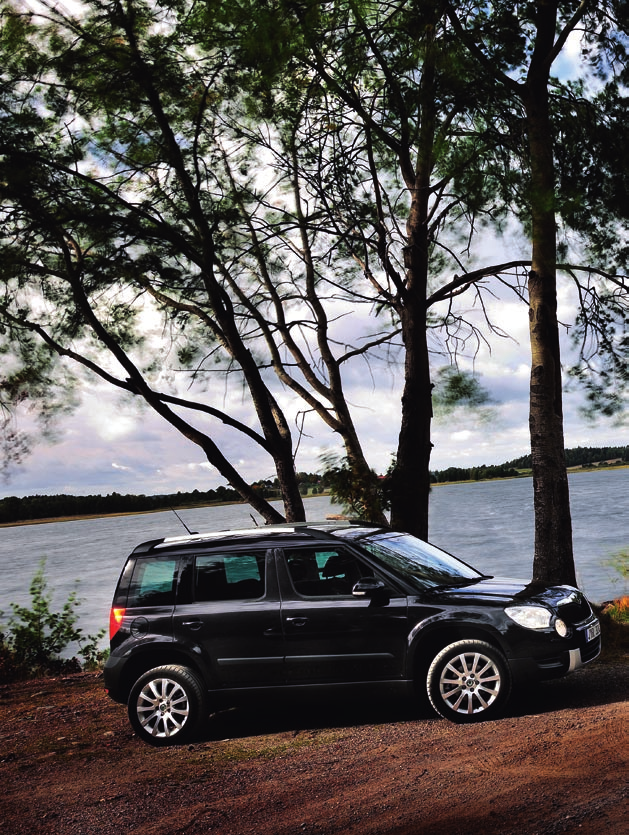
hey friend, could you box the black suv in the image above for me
[104,522,601,745]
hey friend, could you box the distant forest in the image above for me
[0,486,242,526]
[1,446,627,525]
[0,475,325,525]
[430,445,629,484]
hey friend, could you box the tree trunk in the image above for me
[273,450,306,522]
[389,298,433,540]
[523,1,576,586]
[389,23,437,541]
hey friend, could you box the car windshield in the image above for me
[337,528,484,592]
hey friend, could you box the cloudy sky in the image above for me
[2,31,625,502]
[1,274,625,501]
[0,26,629,497]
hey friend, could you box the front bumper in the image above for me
[509,614,602,682]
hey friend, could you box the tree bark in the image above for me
[389,295,433,540]
[389,21,437,541]
[523,1,576,586]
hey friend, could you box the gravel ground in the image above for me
[1,655,627,835]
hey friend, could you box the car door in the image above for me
[276,545,409,683]
[172,547,284,687]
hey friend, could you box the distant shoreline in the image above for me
[430,463,629,487]
[2,464,627,528]
[0,499,242,528]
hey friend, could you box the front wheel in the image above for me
[128,665,207,746]
[427,640,511,723]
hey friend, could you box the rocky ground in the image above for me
[1,647,627,835]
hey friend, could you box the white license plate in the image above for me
[586,621,601,642]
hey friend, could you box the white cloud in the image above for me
[1,276,625,500]
[1,364,622,500]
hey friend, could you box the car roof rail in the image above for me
[144,518,385,550]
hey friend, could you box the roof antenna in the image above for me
[171,508,198,535]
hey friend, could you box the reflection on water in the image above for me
[1,471,627,642]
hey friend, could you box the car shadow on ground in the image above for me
[199,661,627,742]
[202,692,431,742]
[508,660,628,718]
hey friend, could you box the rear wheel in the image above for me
[427,640,511,723]
[128,664,207,746]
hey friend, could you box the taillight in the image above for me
[109,607,126,639]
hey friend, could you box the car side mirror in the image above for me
[352,578,390,604]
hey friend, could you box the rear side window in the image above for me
[128,557,178,607]
[194,552,265,601]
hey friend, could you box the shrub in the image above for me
[605,596,629,625]
[606,548,629,587]
[0,560,107,683]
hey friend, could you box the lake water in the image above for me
[1,469,628,646]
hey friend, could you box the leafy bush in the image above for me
[0,560,107,683]
[606,548,629,587]
[321,452,389,520]
[596,549,629,659]
[605,597,629,624]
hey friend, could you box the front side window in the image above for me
[285,547,373,597]
[128,558,178,607]
[194,552,266,601]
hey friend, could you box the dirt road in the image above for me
[1,660,627,835]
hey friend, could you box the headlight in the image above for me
[505,605,552,630]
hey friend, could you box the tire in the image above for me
[427,640,511,723]
[128,665,207,746]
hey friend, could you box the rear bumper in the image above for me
[103,655,128,704]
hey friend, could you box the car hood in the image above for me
[432,577,586,608]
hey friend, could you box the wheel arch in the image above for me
[409,619,509,680]
[116,646,211,703]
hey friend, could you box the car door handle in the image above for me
[182,619,203,631]
[286,617,308,627]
